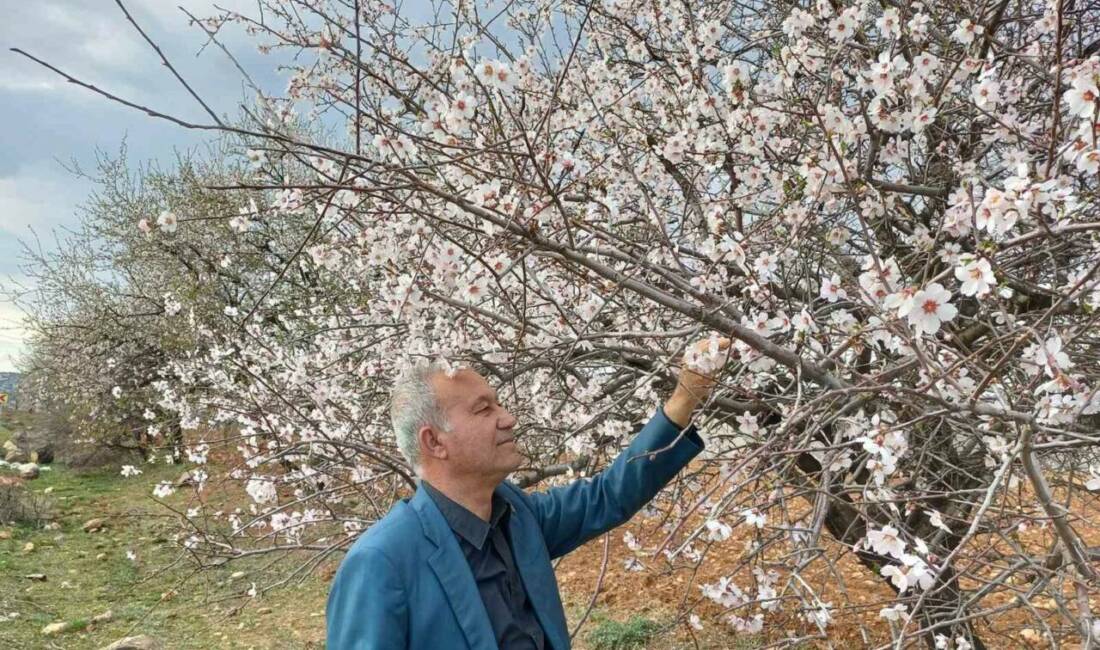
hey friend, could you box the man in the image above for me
[327,337,730,649]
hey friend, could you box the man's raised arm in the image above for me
[518,337,731,558]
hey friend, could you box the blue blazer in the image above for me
[326,407,704,650]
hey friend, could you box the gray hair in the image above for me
[389,360,453,472]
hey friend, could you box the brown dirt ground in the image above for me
[553,465,1100,650]
[155,444,1100,649]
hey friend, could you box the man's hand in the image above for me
[664,336,731,427]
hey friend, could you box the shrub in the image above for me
[0,481,54,527]
[586,614,663,650]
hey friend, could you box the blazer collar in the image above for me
[496,483,571,650]
[410,482,569,650]
[409,485,498,650]
[420,480,511,550]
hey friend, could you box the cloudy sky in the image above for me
[0,0,286,372]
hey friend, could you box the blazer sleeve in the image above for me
[525,406,705,559]
[326,544,408,650]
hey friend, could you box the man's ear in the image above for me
[418,424,448,461]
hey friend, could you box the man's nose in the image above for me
[499,410,517,430]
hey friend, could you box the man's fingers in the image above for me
[692,336,731,352]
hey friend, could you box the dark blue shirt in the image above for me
[421,481,547,650]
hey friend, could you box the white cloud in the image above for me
[39,2,145,68]
[0,300,29,373]
[0,169,86,238]
[131,0,259,27]
[0,79,64,93]
[6,0,264,110]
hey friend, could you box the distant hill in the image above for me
[0,372,21,403]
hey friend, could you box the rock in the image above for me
[0,476,24,488]
[22,542,34,553]
[96,552,107,561]
[23,574,46,581]
[92,610,113,624]
[83,518,106,533]
[17,463,39,480]
[0,529,11,540]
[2,440,23,462]
[12,430,55,466]
[176,469,201,487]
[256,607,272,615]
[42,621,70,636]
[229,571,246,580]
[30,445,54,465]
[100,636,163,650]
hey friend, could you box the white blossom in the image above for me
[120,465,143,478]
[904,283,958,336]
[742,509,766,529]
[152,481,176,499]
[955,256,996,297]
[704,519,733,541]
[156,210,178,233]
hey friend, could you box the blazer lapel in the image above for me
[498,485,570,650]
[409,487,497,650]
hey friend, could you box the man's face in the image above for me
[428,368,524,481]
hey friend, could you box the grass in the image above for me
[0,418,331,649]
[585,613,664,649]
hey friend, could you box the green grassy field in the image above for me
[0,420,330,649]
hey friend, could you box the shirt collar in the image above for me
[421,480,510,550]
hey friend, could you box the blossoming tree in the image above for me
[12,0,1100,646]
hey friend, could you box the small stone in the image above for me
[0,530,11,540]
[100,635,163,650]
[23,574,47,582]
[22,542,34,553]
[42,621,69,636]
[96,552,107,561]
[92,610,113,624]
[230,571,246,580]
[0,476,24,488]
[83,518,106,533]
[256,607,273,615]
[18,463,39,480]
